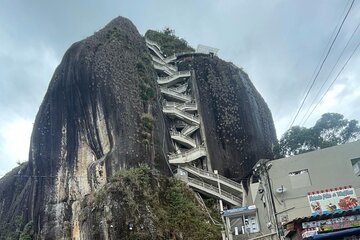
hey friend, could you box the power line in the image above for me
[302,36,360,124]
[299,20,360,126]
[0,174,89,179]
[288,0,355,129]
[298,0,352,106]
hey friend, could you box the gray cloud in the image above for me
[1,0,359,175]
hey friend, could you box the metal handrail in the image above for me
[171,83,188,93]
[168,146,206,160]
[161,89,189,97]
[164,54,177,63]
[157,71,190,82]
[177,102,197,111]
[181,124,191,132]
[147,43,164,60]
[183,166,243,191]
[145,39,179,62]
[181,125,199,135]
[170,131,196,144]
[151,56,178,71]
[145,38,162,52]
[151,55,165,64]
[164,101,180,108]
[160,88,191,102]
[163,106,199,121]
[187,177,242,204]
[153,62,178,72]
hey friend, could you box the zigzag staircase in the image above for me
[145,38,243,207]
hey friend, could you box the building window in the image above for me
[351,158,360,176]
[289,169,311,188]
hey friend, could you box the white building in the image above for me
[245,141,360,239]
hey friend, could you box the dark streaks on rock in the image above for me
[180,56,277,182]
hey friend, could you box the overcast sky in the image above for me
[1,0,360,176]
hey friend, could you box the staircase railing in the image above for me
[181,124,199,135]
[170,131,197,145]
[182,166,243,191]
[177,102,197,111]
[145,38,162,52]
[160,88,191,101]
[164,54,177,63]
[153,62,178,72]
[151,55,165,65]
[146,38,244,205]
[163,106,200,123]
[187,177,242,205]
[151,56,178,71]
[168,146,206,160]
[157,71,190,83]
[171,83,188,93]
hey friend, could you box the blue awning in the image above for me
[308,227,360,239]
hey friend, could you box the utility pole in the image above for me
[253,159,280,239]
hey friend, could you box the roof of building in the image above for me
[306,227,360,239]
[273,140,360,163]
[285,208,360,226]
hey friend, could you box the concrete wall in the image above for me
[267,141,360,222]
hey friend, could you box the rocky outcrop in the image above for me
[77,166,220,239]
[0,17,276,239]
[0,17,172,239]
[179,57,276,181]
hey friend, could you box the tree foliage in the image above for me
[145,28,194,56]
[275,113,360,158]
[19,221,33,240]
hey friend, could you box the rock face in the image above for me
[0,17,172,239]
[181,57,276,181]
[0,16,276,239]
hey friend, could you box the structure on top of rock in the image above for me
[0,16,276,239]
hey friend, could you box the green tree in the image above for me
[19,221,33,240]
[275,113,360,158]
[163,27,175,36]
[145,29,194,56]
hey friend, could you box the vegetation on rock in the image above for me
[0,216,33,240]
[19,221,33,240]
[80,165,221,239]
[145,28,194,56]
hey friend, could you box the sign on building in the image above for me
[223,205,256,216]
[307,186,359,216]
[302,214,360,233]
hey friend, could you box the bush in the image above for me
[19,221,33,240]
[141,114,154,133]
[161,179,221,239]
[145,29,194,56]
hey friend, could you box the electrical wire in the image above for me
[302,37,360,124]
[288,0,355,129]
[297,0,352,111]
[299,20,360,126]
